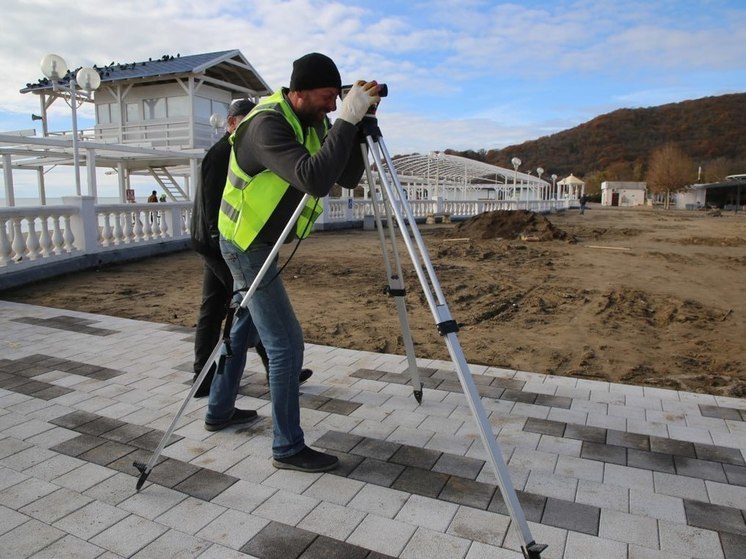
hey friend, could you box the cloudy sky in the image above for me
[1,0,745,158]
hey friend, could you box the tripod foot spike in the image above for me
[522,542,548,559]
[413,383,423,404]
[133,461,150,491]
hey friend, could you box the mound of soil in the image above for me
[453,210,573,241]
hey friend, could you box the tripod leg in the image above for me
[360,144,423,402]
[363,131,546,558]
[134,194,312,491]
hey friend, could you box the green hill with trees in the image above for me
[446,93,746,195]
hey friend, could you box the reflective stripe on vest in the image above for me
[218,90,325,250]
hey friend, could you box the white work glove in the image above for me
[338,80,380,125]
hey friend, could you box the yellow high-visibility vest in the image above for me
[218,90,324,250]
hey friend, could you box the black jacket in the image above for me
[191,133,232,256]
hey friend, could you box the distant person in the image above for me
[190,99,313,398]
[147,190,158,203]
[579,194,588,214]
[159,194,167,202]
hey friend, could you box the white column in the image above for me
[62,195,98,253]
[86,148,97,198]
[3,154,14,207]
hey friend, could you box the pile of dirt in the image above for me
[452,210,573,241]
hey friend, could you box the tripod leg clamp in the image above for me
[384,286,406,297]
[522,543,548,559]
[436,320,460,335]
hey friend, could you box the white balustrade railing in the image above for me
[0,197,192,269]
[1,194,568,276]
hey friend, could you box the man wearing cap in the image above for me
[212,53,380,472]
[190,99,312,398]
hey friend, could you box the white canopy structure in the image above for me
[557,173,585,199]
[361,152,550,202]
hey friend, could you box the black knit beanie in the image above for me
[289,53,341,91]
[228,99,255,117]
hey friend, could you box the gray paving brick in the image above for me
[26,533,107,559]
[18,487,91,524]
[627,448,676,473]
[0,518,66,557]
[49,433,107,457]
[314,430,364,452]
[89,514,169,557]
[607,429,650,451]
[241,520,317,559]
[52,500,130,540]
[349,457,405,487]
[674,455,728,482]
[684,499,746,536]
[579,440,626,467]
[349,437,401,461]
[542,497,600,535]
[439,476,495,510]
[599,508,659,548]
[391,466,450,498]
[173,467,238,501]
[694,443,746,466]
[720,531,746,559]
[347,514,417,557]
[650,436,696,458]
[432,453,485,480]
[659,519,725,558]
[130,528,212,558]
[389,445,442,469]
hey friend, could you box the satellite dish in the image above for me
[76,67,101,91]
[40,53,68,81]
[209,113,225,129]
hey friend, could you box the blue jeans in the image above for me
[211,239,306,458]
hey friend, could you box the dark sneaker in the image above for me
[265,368,314,385]
[273,446,339,472]
[204,408,258,431]
[299,368,313,384]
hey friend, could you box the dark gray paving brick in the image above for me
[674,456,728,482]
[297,393,330,409]
[534,394,573,409]
[13,379,51,395]
[627,449,676,473]
[378,372,408,384]
[77,440,137,466]
[349,458,405,487]
[144,458,202,488]
[101,423,154,444]
[389,445,441,470]
[317,398,362,416]
[128,430,182,451]
[684,500,746,536]
[326,451,364,477]
[415,367,438,378]
[76,417,128,437]
[439,477,495,510]
[581,441,627,466]
[350,438,401,461]
[724,464,746,487]
[490,378,525,391]
[314,431,365,453]
[432,453,485,480]
[31,385,74,400]
[699,404,744,421]
[606,430,650,451]
[489,489,546,523]
[564,424,607,444]
[650,436,696,458]
[175,468,238,501]
[478,385,505,399]
[0,375,31,390]
[694,444,746,466]
[542,497,600,535]
[350,368,387,381]
[51,410,102,430]
[721,531,746,559]
[299,535,369,559]
[500,389,537,404]
[391,466,450,498]
[437,381,463,393]
[50,434,107,457]
[241,521,316,559]
[524,418,566,437]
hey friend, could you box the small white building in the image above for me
[601,181,646,206]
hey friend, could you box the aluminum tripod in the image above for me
[358,116,546,559]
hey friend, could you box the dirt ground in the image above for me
[4,205,745,397]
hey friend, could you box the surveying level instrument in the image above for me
[134,93,546,559]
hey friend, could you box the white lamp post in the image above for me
[511,156,521,200]
[536,167,544,199]
[551,174,557,200]
[40,54,101,196]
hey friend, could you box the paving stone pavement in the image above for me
[0,300,745,558]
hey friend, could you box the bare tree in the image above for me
[646,144,697,208]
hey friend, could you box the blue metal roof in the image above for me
[21,50,271,95]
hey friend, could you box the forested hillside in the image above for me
[447,93,746,191]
